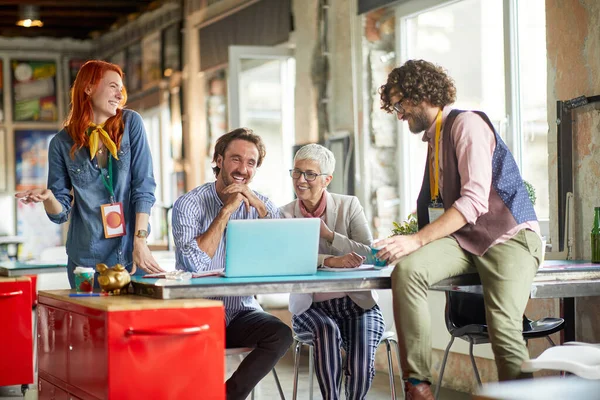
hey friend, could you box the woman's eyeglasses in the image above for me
[289,169,328,182]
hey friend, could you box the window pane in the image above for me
[518,0,548,220]
[404,0,506,212]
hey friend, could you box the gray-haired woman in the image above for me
[280,143,385,400]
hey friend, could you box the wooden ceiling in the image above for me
[0,0,161,40]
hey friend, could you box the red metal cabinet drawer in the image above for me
[107,305,225,400]
[38,378,69,400]
[38,304,69,383]
[0,280,33,386]
[68,312,107,400]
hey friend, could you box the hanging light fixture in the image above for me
[16,5,44,28]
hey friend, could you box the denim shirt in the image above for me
[46,109,156,272]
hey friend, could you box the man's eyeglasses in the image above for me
[289,169,328,182]
[393,101,405,115]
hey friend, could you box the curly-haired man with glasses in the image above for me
[375,60,542,400]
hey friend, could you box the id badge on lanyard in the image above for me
[100,155,126,238]
[428,199,444,223]
[428,110,444,224]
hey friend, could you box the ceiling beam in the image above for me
[0,9,123,18]
[0,0,152,7]
[0,26,92,39]
[0,17,116,25]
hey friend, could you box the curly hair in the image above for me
[212,128,266,177]
[379,59,456,113]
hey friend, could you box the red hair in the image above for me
[65,60,128,158]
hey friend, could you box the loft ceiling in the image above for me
[0,0,160,40]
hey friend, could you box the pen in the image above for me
[69,293,111,297]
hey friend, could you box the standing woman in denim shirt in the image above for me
[15,60,165,287]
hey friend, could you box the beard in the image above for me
[406,107,430,134]
[220,168,251,187]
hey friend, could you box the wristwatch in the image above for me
[135,229,149,238]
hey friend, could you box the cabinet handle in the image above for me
[0,290,23,298]
[125,324,210,337]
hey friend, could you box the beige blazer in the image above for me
[280,192,378,315]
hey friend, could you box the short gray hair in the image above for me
[294,143,335,175]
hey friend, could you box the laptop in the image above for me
[224,218,320,278]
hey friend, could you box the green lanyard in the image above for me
[101,155,115,204]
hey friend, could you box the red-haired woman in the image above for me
[15,60,165,287]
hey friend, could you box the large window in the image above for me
[362,0,548,237]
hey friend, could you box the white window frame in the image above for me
[394,0,549,237]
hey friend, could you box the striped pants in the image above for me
[292,296,385,400]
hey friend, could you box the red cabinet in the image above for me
[38,290,225,400]
[0,277,33,388]
[38,378,69,400]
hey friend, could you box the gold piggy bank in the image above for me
[96,263,131,295]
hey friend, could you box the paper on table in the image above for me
[143,269,225,279]
[320,264,378,272]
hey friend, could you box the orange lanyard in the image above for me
[429,110,443,201]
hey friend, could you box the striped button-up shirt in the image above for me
[172,181,281,325]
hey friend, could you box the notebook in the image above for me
[224,218,320,278]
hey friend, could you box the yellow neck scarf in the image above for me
[88,122,119,160]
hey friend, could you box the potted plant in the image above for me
[391,212,418,236]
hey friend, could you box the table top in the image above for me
[430,260,600,299]
[131,268,393,299]
[0,276,32,283]
[38,290,223,312]
[131,260,600,300]
[0,260,67,277]
[0,236,24,245]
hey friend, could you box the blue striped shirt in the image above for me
[172,181,281,325]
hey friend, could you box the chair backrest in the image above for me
[445,291,487,332]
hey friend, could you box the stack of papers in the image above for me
[143,269,224,279]
[320,264,379,272]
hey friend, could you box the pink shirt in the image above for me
[422,107,540,251]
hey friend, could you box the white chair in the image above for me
[292,290,402,399]
[226,347,285,399]
[522,343,600,379]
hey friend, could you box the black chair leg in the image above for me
[434,336,455,400]
[468,341,482,386]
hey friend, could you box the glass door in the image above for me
[228,45,295,207]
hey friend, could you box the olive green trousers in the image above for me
[391,229,542,382]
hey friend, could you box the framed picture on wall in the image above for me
[14,129,62,259]
[162,23,181,76]
[11,60,58,122]
[142,31,162,89]
[126,43,142,93]
[15,129,55,191]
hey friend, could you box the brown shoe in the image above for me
[405,381,435,400]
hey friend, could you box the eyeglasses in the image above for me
[289,169,328,182]
[393,100,405,115]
